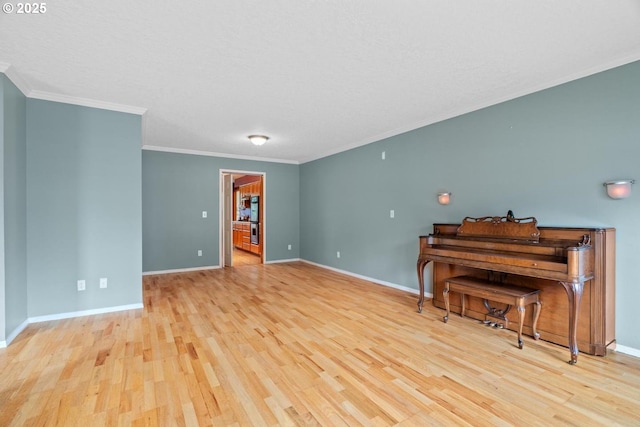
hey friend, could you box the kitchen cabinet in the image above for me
[233,222,251,250]
[239,181,260,198]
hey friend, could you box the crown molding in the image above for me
[0,62,146,115]
[142,145,299,165]
[0,62,32,95]
[29,90,147,115]
[299,50,640,164]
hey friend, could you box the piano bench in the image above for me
[443,275,541,349]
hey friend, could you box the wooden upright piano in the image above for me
[416,211,615,365]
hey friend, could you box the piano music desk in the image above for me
[443,275,541,350]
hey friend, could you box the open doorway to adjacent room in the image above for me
[220,170,265,267]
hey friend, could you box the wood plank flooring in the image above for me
[233,248,261,267]
[1,262,639,426]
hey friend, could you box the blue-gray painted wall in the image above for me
[26,99,142,317]
[142,151,300,272]
[2,75,28,340]
[300,61,640,350]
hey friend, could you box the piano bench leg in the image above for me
[443,287,450,323]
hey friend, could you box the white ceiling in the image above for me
[1,1,639,164]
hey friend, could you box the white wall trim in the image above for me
[265,258,301,264]
[301,259,432,298]
[0,304,144,347]
[28,303,144,324]
[0,62,147,116]
[298,50,640,164]
[613,344,640,359]
[0,318,30,348]
[0,62,32,95]
[142,266,220,276]
[143,145,299,165]
[29,90,147,115]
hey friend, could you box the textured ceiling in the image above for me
[1,1,639,163]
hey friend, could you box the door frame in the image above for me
[219,169,266,267]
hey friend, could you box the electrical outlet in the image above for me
[337,251,341,258]
[202,211,207,218]
[288,244,292,250]
[198,250,203,257]
[77,280,86,291]
[390,210,395,218]
[100,278,108,289]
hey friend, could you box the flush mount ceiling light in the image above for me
[603,179,635,199]
[248,135,269,146]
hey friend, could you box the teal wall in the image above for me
[1,75,28,341]
[142,151,300,272]
[300,61,640,350]
[26,100,142,317]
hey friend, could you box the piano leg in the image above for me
[516,304,525,349]
[532,301,541,341]
[416,258,431,313]
[560,280,585,365]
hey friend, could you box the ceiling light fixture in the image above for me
[248,135,269,146]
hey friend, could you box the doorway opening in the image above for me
[220,170,265,268]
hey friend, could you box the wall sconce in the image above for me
[248,135,269,146]
[603,179,634,199]
[437,192,451,205]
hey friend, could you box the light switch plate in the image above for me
[202,211,207,218]
[100,278,108,289]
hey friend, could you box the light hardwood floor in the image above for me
[1,262,639,426]
[233,248,261,267]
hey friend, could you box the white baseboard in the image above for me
[142,265,220,276]
[28,303,144,324]
[1,303,144,348]
[0,318,30,348]
[613,344,640,358]
[265,258,301,264]
[300,259,433,298]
